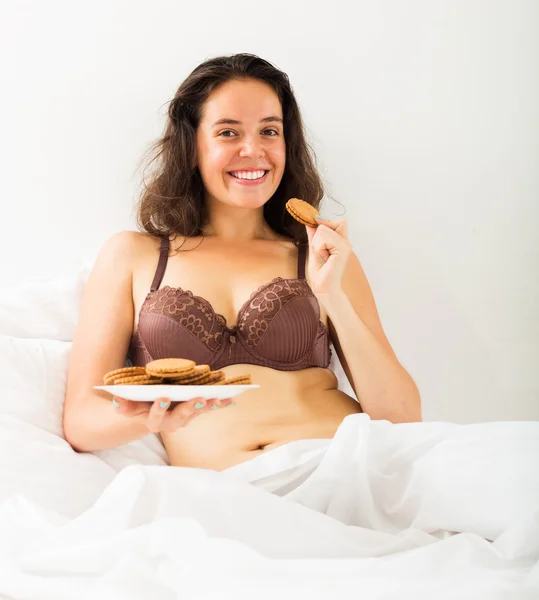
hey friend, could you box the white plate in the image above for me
[94,384,260,402]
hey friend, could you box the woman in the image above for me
[63,53,422,471]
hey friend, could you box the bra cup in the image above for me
[129,286,332,370]
[251,297,320,363]
[138,312,215,365]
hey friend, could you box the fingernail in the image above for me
[160,401,169,409]
[211,405,219,410]
[227,402,236,407]
[315,215,323,220]
[194,402,205,409]
[112,398,120,408]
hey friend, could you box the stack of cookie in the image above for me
[103,358,252,386]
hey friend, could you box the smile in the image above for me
[227,170,269,186]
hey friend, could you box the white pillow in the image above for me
[0,334,169,469]
[0,264,91,340]
[0,335,71,438]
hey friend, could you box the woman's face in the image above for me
[196,78,286,210]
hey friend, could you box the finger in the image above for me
[207,397,236,411]
[306,229,331,264]
[185,397,208,411]
[314,217,348,239]
[167,397,210,421]
[305,224,316,245]
[206,398,223,409]
[308,239,331,265]
[208,398,235,409]
[146,397,172,433]
[312,225,351,261]
[220,398,236,408]
[165,397,237,431]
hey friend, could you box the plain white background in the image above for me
[1,0,537,423]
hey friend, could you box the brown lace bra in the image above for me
[127,237,332,371]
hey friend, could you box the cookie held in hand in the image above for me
[285,198,320,227]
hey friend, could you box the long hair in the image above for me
[135,53,330,246]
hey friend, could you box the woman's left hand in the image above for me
[305,216,353,297]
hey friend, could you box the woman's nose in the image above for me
[239,137,264,158]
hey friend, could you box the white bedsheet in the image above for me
[0,412,538,599]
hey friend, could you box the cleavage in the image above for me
[163,277,287,331]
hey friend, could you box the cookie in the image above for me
[113,374,164,385]
[181,364,211,378]
[285,198,320,227]
[163,364,210,384]
[103,366,146,385]
[222,375,252,385]
[145,358,196,378]
[166,374,213,385]
[165,365,213,385]
[207,371,226,385]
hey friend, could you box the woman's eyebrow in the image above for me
[211,116,283,127]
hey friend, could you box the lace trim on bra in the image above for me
[137,277,327,352]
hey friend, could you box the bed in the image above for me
[0,264,537,599]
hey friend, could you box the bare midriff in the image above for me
[160,363,363,471]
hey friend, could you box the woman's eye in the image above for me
[218,129,279,137]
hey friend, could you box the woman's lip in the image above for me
[227,170,269,186]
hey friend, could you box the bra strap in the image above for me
[150,237,170,292]
[297,242,308,279]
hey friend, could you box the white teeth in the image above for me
[230,170,266,180]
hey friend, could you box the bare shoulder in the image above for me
[96,230,168,274]
[99,229,154,258]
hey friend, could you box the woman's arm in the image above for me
[63,231,150,451]
[323,252,422,424]
[326,292,422,423]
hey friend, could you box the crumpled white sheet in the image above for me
[1,413,538,599]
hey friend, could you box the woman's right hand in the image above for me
[111,396,234,433]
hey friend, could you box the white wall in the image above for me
[1,0,537,423]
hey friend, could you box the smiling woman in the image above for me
[63,53,420,474]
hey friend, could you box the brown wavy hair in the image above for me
[134,53,334,247]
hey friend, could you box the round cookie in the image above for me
[163,364,211,385]
[285,198,320,227]
[113,374,163,385]
[166,373,213,385]
[103,366,146,385]
[180,364,211,378]
[207,371,226,385]
[145,358,196,378]
[223,375,252,385]
[166,370,213,385]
